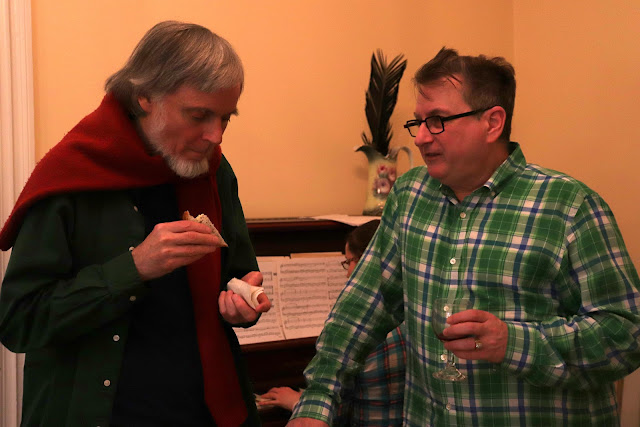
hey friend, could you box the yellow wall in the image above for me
[31,0,513,215]
[31,0,638,267]
[512,1,640,268]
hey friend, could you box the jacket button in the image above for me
[133,206,139,212]
[128,246,134,251]
[129,295,137,302]
[113,335,120,342]
[104,380,111,387]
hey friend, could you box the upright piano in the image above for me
[243,218,354,426]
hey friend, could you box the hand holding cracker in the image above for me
[182,210,228,247]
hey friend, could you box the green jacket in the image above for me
[0,156,261,426]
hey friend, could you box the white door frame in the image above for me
[0,1,35,426]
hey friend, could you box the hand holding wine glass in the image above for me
[441,301,509,364]
[431,297,474,381]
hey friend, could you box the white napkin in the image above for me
[227,278,264,309]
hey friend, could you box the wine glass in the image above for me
[431,297,472,381]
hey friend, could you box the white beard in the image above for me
[144,101,210,179]
[164,155,209,179]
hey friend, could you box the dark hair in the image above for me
[414,47,516,142]
[346,220,381,260]
[105,21,244,116]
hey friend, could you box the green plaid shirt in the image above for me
[292,143,640,426]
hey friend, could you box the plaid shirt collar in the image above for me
[439,141,525,203]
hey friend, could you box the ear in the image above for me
[485,106,506,143]
[137,95,152,114]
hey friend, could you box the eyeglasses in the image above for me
[403,106,493,137]
[341,257,357,270]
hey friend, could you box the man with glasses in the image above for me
[288,47,640,426]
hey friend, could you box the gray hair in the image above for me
[105,21,244,116]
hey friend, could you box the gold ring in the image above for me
[475,339,483,350]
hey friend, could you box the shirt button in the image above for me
[440,353,448,361]
[104,379,111,387]
[113,335,120,342]
[450,258,456,265]
[129,295,137,302]
[459,212,466,219]
[446,403,452,411]
[133,206,139,212]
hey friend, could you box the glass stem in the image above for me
[447,350,456,369]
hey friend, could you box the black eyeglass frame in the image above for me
[341,257,357,270]
[403,106,494,137]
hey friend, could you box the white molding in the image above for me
[1,1,34,426]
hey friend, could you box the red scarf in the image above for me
[0,94,248,425]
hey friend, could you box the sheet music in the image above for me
[325,256,348,306]
[276,258,329,339]
[234,255,349,344]
[277,257,346,339]
[233,259,286,345]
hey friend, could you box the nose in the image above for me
[414,122,434,147]
[202,118,226,145]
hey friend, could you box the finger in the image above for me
[447,309,492,324]
[255,294,272,313]
[442,322,484,339]
[232,294,257,320]
[150,239,218,260]
[176,232,222,247]
[242,271,264,286]
[153,223,220,247]
[259,392,276,400]
[172,247,216,262]
[443,336,477,352]
[219,291,231,315]
[226,292,241,319]
[175,218,227,236]
[151,220,212,234]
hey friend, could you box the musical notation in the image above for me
[233,255,346,345]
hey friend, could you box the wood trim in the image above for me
[242,337,317,353]
[247,218,353,257]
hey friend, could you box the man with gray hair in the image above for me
[0,21,270,426]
